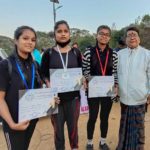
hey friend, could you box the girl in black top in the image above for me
[41,20,82,150]
[0,26,41,150]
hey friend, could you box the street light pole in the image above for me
[50,0,62,26]
[53,2,56,25]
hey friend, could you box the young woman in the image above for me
[0,26,41,150]
[82,25,118,150]
[41,20,82,150]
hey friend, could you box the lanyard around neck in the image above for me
[57,45,68,71]
[96,48,109,76]
[15,60,35,89]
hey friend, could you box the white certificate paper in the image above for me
[19,88,58,122]
[50,68,82,93]
[88,76,115,98]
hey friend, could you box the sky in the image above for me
[0,0,149,38]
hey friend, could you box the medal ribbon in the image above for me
[15,60,35,89]
[57,45,68,71]
[96,48,109,76]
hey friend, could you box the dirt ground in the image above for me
[0,103,150,150]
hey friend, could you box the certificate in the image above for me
[88,76,115,98]
[50,68,82,93]
[19,88,58,122]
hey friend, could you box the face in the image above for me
[96,28,111,45]
[15,29,36,54]
[55,24,70,43]
[126,30,140,49]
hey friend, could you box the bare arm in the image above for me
[0,91,29,130]
[45,78,50,88]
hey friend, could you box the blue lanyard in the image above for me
[15,61,35,89]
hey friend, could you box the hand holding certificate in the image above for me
[19,88,58,122]
[88,76,115,98]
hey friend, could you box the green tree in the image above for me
[0,36,14,55]
[110,29,125,49]
[78,36,95,52]
[141,14,150,27]
[36,31,55,51]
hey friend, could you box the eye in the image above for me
[127,34,138,38]
[57,30,62,33]
[64,29,69,33]
[32,38,36,42]
[23,37,29,40]
[99,32,110,37]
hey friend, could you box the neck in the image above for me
[17,50,29,59]
[57,45,70,53]
[129,46,138,50]
[98,43,107,52]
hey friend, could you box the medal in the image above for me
[62,72,70,79]
[57,45,70,79]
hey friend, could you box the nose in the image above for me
[61,31,66,36]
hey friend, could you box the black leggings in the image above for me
[3,119,38,150]
[51,97,80,150]
[87,97,112,139]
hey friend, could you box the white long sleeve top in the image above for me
[117,46,150,105]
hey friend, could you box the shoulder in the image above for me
[118,48,128,56]
[0,55,15,72]
[140,46,150,61]
[0,58,10,78]
[111,48,117,55]
[83,46,95,56]
[112,50,118,60]
[45,48,52,55]
[0,56,13,69]
[71,47,81,55]
[140,46,150,54]
[0,59,8,70]
[42,48,52,59]
[0,57,13,91]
